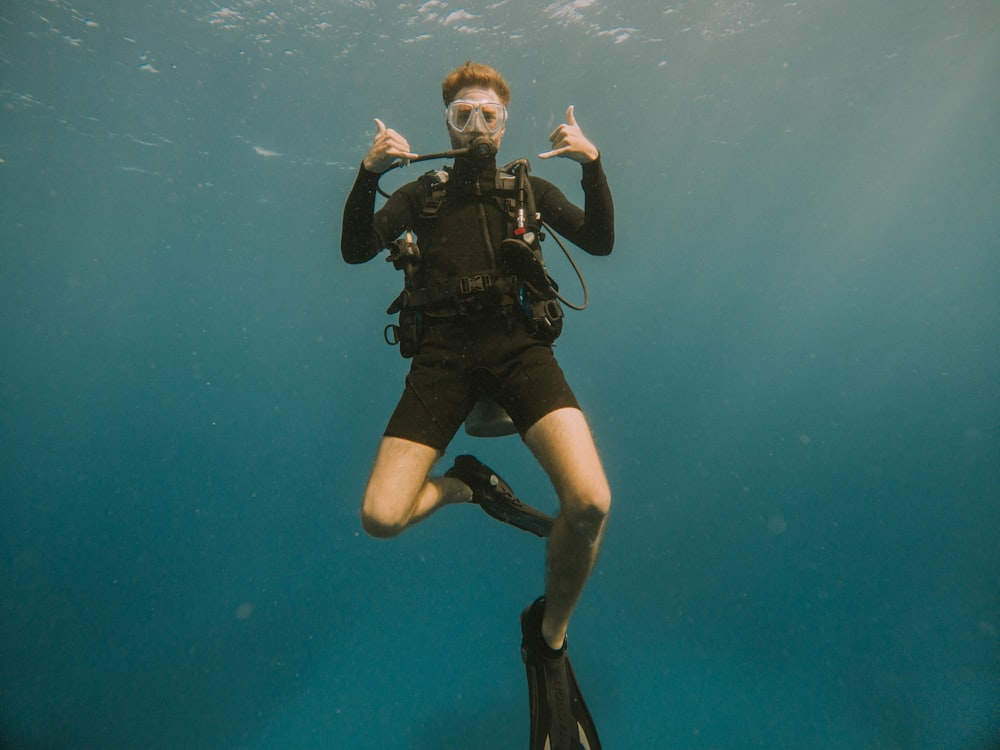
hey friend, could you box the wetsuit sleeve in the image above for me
[533,155,615,256]
[340,165,417,264]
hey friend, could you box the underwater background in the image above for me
[1,1,998,748]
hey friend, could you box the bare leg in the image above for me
[360,436,472,538]
[524,407,611,650]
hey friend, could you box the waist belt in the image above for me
[387,273,520,316]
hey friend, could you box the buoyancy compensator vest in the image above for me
[384,157,564,358]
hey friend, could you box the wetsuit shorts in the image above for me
[383,309,580,452]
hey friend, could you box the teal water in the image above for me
[1,1,998,748]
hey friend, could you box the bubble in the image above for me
[767,515,788,535]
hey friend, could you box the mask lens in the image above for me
[448,102,475,131]
[479,103,504,131]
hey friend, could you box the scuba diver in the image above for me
[340,61,614,749]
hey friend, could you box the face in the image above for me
[446,86,507,151]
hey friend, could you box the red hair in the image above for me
[441,61,511,106]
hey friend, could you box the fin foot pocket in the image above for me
[444,454,554,537]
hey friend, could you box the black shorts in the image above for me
[383,310,579,451]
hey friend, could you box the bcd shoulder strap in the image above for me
[414,161,532,225]
[416,169,449,219]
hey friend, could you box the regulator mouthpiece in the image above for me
[467,137,497,164]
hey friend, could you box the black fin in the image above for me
[520,596,602,750]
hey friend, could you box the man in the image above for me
[341,61,614,749]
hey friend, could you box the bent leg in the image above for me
[361,436,471,538]
[524,407,611,650]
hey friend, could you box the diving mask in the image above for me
[446,99,507,134]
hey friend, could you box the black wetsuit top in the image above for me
[340,154,615,301]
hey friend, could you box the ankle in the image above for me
[541,625,567,654]
[439,476,473,504]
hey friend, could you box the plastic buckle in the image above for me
[459,274,492,295]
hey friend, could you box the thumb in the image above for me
[373,117,387,135]
[565,105,577,126]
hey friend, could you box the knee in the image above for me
[560,483,611,543]
[360,495,407,539]
[360,511,403,539]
